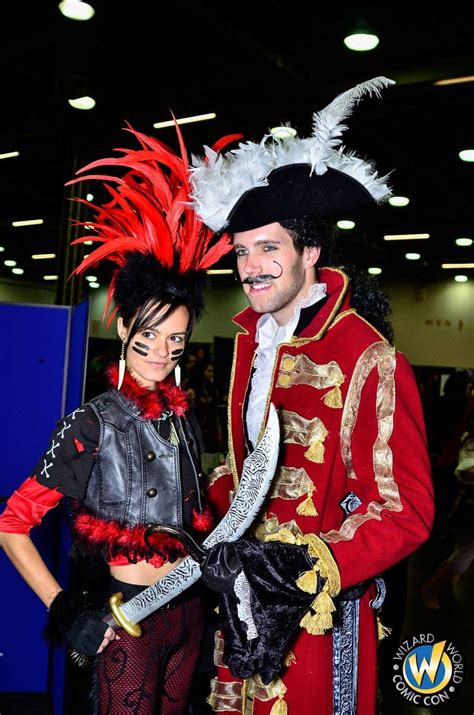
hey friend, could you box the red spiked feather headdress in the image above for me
[67,123,241,326]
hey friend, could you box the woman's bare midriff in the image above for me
[110,557,185,586]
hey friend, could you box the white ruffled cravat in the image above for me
[246,282,327,448]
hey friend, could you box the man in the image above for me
[191,77,434,715]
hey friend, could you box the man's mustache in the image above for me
[240,262,283,285]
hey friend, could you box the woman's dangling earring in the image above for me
[174,363,181,387]
[117,339,126,390]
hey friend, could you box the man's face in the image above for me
[233,222,319,326]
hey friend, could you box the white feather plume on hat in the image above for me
[191,76,395,232]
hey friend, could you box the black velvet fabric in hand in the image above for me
[202,538,320,684]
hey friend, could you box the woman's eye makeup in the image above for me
[132,340,149,357]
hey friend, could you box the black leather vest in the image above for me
[84,389,202,527]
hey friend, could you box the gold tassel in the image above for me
[303,613,326,636]
[299,610,314,631]
[296,489,318,516]
[311,589,337,617]
[312,611,334,631]
[322,385,343,408]
[377,615,392,641]
[296,568,318,594]
[270,693,288,715]
[304,439,325,463]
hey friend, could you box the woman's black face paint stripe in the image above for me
[132,344,148,357]
[135,341,150,351]
[170,348,184,361]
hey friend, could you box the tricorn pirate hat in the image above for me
[191,76,394,233]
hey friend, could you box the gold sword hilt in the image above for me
[108,592,142,637]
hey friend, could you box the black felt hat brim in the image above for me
[225,164,374,233]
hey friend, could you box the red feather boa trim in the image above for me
[72,510,188,567]
[106,364,188,419]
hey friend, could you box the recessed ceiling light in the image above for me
[68,96,96,110]
[43,275,58,281]
[12,268,24,275]
[86,193,94,201]
[4,260,17,267]
[441,263,474,269]
[343,33,379,51]
[368,267,382,275]
[0,246,4,252]
[405,253,421,260]
[388,196,410,207]
[384,233,429,241]
[83,240,94,246]
[269,126,297,140]
[206,269,234,275]
[153,113,216,129]
[459,149,474,162]
[12,219,44,227]
[89,282,100,288]
[0,151,20,160]
[454,275,468,283]
[455,237,473,247]
[32,253,56,260]
[58,1,95,21]
[85,275,97,282]
[337,220,355,230]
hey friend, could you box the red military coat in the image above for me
[207,267,434,715]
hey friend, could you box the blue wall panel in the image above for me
[0,301,90,710]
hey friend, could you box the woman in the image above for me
[0,125,233,714]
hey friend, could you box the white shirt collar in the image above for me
[255,281,327,350]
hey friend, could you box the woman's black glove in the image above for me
[45,590,109,656]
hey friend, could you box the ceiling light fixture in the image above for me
[206,269,234,275]
[0,151,20,160]
[88,282,100,288]
[441,263,474,269]
[434,76,474,86]
[85,275,97,282]
[343,33,379,52]
[388,196,410,207]
[153,112,216,129]
[459,149,474,163]
[455,237,473,247]
[270,126,297,139]
[68,96,96,110]
[12,268,24,275]
[86,193,94,201]
[12,219,44,227]
[58,1,95,21]
[0,246,4,252]
[83,240,93,246]
[454,275,468,283]
[405,252,421,260]
[43,275,59,281]
[31,253,56,260]
[337,220,355,230]
[384,233,429,241]
[368,267,382,275]
[4,260,17,267]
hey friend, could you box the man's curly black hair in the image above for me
[279,216,394,343]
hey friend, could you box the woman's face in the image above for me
[117,304,189,389]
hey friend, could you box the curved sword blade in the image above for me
[104,403,279,629]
